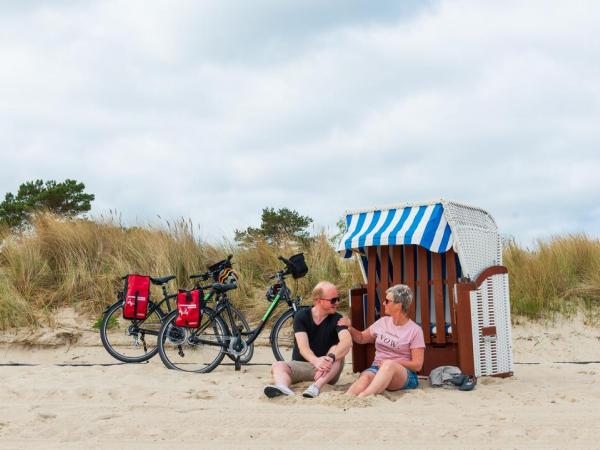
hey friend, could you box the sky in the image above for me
[1,0,599,247]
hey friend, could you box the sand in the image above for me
[0,311,599,450]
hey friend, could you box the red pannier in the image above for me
[122,275,151,320]
[176,289,203,328]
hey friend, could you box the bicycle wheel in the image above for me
[270,307,307,361]
[225,305,254,365]
[158,308,227,373]
[100,300,164,363]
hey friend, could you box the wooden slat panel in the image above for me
[350,287,368,373]
[392,245,402,286]
[380,246,390,316]
[431,252,446,344]
[445,250,458,344]
[455,281,476,376]
[366,247,377,365]
[417,247,431,344]
[404,245,416,321]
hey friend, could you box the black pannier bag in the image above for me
[287,253,308,279]
[122,274,151,319]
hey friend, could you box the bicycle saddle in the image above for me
[211,283,237,293]
[150,275,176,285]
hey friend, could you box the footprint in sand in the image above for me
[184,389,214,400]
[37,413,57,421]
[97,414,121,420]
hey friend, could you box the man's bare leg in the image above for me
[314,358,344,390]
[271,361,293,387]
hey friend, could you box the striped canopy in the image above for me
[337,202,453,257]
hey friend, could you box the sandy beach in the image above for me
[1,312,599,450]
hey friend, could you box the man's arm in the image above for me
[295,332,332,371]
[337,317,375,345]
[327,329,352,361]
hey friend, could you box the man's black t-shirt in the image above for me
[292,307,348,362]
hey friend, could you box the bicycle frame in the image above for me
[193,273,300,350]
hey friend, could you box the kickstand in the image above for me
[140,332,147,353]
[234,356,241,371]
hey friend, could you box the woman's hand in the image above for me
[337,317,351,328]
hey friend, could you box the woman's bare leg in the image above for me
[346,371,375,396]
[358,361,408,397]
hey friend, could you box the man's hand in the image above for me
[313,355,333,372]
[337,317,351,328]
[313,355,334,380]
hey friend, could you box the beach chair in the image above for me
[337,200,513,378]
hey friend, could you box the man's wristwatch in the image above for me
[327,352,336,362]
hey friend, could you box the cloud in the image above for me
[1,0,599,246]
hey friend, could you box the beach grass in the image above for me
[0,213,598,329]
[504,234,600,322]
[0,213,362,329]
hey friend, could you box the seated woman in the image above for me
[339,284,425,397]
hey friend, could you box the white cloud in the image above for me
[1,0,599,246]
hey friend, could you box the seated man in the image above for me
[264,281,352,398]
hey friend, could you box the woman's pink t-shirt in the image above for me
[368,316,425,365]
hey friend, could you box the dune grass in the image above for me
[504,234,600,322]
[0,214,362,329]
[0,214,598,330]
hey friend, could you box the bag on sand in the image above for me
[175,289,203,328]
[122,275,151,320]
[429,365,476,391]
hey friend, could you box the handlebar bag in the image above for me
[175,289,203,328]
[122,274,151,319]
[288,253,308,279]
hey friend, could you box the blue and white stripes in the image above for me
[337,203,453,257]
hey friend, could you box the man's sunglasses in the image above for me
[321,296,340,305]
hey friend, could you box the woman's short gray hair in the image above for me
[385,284,413,313]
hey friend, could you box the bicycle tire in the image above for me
[270,306,308,361]
[157,308,227,373]
[224,304,254,365]
[100,300,165,363]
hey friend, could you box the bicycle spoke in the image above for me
[159,309,227,373]
[101,301,163,362]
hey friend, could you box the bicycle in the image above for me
[100,256,252,364]
[157,254,308,373]
[100,275,178,363]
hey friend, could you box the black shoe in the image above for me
[459,376,477,391]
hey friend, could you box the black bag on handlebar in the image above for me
[287,253,308,279]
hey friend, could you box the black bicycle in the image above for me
[100,256,251,364]
[100,275,178,363]
[157,254,308,373]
